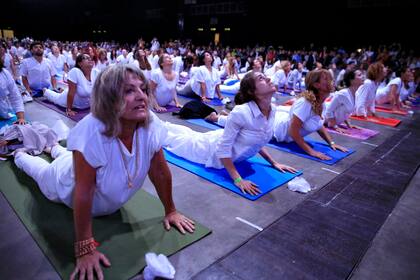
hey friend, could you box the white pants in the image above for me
[14,145,69,202]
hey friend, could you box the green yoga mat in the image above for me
[0,158,211,279]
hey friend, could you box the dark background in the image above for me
[1,0,418,50]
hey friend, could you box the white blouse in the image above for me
[164,101,275,169]
[324,88,355,125]
[191,65,221,99]
[150,68,179,106]
[355,79,379,117]
[0,69,24,119]
[376,77,403,104]
[47,112,167,216]
[273,97,324,142]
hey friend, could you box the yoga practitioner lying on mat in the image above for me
[164,71,297,196]
[211,69,349,161]
[13,64,195,279]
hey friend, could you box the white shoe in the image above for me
[22,94,33,103]
[12,147,28,157]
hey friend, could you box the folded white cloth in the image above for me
[143,252,175,280]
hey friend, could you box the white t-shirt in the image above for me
[272,69,291,89]
[46,112,168,216]
[67,67,97,109]
[191,65,221,99]
[273,97,324,142]
[355,79,378,117]
[1,53,14,75]
[324,88,355,125]
[375,77,403,104]
[0,69,24,118]
[151,69,179,106]
[48,53,66,73]
[20,57,57,91]
[164,101,275,169]
[66,55,76,70]
[116,55,130,65]
[95,60,109,72]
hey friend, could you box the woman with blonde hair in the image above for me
[13,64,195,279]
[272,69,348,160]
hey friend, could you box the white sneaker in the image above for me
[22,94,33,103]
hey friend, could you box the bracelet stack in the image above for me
[74,237,99,258]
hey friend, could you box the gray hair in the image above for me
[91,64,150,137]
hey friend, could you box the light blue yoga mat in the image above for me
[0,114,17,129]
[164,149,302,201]
[186,119,223,130]
[267,139,355,165]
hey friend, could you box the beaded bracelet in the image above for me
[234,177,242,184]
[74,238,99,258]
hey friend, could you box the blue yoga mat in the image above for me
[179,95,224,106]
[267,139,355,165]
[186,119,223,130]
[225,79,240,86]
[164,149,302,201]
[0,114,17,129]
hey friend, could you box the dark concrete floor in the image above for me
[0,96,419,280]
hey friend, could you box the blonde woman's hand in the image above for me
[273,162,298,174]
[331,144,348,153]
[163,211,195,234]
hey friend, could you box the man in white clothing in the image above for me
[20,41,58,99]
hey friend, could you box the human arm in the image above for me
[21,76,32,94]
[258,147,297,173]
[148,148,195,233]
[317,126,348,152]
[216,84,223,99]
[149,80,166,112]
[220,157,261,195]
[70,151,110,280]
[289,115,331,160]
[6,71,25,124]
[66,80,77,116]
[199,81,209,102]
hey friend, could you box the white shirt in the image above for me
[150,69,179,106]
[48,53,66,73]
[172,56,184,74]
[324,88,355,125]
[20,57,57,91]
[165,101,275,169]
[66,67,97,109]
[66,55,76,70]
[376,77,403,104]
[1,53,14,75]
[95,60,109,72]
[116,55,130,65]
[272,69,291,89]
[355,79,378,116]
[273,97,324,142]
[0,69,24,119]
[288,69,303,90]
[191,65,221,99]
[50,112,168,216]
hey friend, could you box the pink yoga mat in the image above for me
[375,106,408,116]
[326,126,379,140]
[350,115,401,127]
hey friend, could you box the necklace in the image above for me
[116,129,139,188]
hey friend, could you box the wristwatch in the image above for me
[330,141,336,146]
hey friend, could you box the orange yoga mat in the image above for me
[350,115,401,127]
[375,106,408,116]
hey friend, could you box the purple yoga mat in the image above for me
[34,98,90,122]
[153,105,181,114]
[326,126,379,140]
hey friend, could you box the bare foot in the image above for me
[204,112,218,122]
